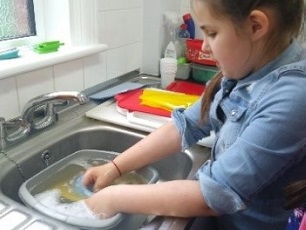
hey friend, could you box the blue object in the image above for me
[72,174,94,198]
[286,208,305,230]
[178,24,190,39]
[183,14,195,39]
[0,48,19,60]
[89,82,144,101]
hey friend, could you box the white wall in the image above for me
[97,0,143,79]
[141,0,195,76]
[0,0,190,120]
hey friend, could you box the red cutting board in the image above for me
[115,81,205,117]
[166,80,205,95]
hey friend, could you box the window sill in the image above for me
[0,44,108,80]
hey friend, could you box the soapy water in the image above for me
[31,157,147,220]
[70,158,104,169]
[34,189,99,220]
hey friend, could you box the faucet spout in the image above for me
[21,91,88,129]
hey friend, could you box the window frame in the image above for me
[0,0,45,50]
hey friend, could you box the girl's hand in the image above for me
[83,162,121,192]
[84,186,118,219]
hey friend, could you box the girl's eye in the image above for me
[206,32,217,38]
[203,29,217,38]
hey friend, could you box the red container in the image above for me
[186,39,216,66]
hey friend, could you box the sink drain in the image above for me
[41,150,52,166]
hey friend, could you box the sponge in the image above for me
[55,173,93,203]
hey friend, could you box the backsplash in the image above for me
[0,0,189,120]
[0,53,107,119]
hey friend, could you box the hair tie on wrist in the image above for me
[112,160,122,177]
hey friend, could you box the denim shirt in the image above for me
[172,40,306,230]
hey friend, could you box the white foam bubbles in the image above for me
[34,189,99,220]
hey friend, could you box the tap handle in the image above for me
[0,117,24,127]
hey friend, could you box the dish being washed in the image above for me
[18,149,159,229]
[58,170,149,203]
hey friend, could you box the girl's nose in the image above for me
[201,40,211,53]
[201,40,213,60]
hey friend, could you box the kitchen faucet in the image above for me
[21,91,88,129]
[0,91,88,151]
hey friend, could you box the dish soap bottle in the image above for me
[164,41,177,59]
[177,23,190,58]
[183,13,195,39]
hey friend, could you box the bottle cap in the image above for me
[183,13,192,21]
[180,24,188,30]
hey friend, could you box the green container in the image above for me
[191,63,218,83]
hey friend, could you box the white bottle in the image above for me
[164,41,177,59]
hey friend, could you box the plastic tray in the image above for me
[19,149,159,230]
[191,63,218,83]
[186,39,217,66]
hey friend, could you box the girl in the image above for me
[82,0,306,229]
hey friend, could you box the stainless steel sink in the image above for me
[0,73,211,229]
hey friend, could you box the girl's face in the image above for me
[193,0,256,79]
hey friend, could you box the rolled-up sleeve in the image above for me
[198,165,247,214]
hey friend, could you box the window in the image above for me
[0,0,36,41]
[0,0,44,49]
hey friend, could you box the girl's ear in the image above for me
[247,10,270,41]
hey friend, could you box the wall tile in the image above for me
[124,9,143,44]
[101,10,123,48]
[181,0,190,11]
[97,12,107,45]
[98,0,142,11]
[16,67,54,110]
[106,48,127,79]
[98,9,143,49]
[126,42,142,73]
[84,53,107,88]
[0,77,19,119]
[53,59,84,91]
[106,43,142,79]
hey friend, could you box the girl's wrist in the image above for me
[104,161,121,180]
[111,160,122,177]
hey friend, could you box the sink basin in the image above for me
[1,125,193,202]
[0,74,211,229]
[0,113,210,229]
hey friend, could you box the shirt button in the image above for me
[231,109,237,116]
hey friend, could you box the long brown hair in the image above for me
[192,0,304,122]
[283,180,306,210]
[200,71,223,123]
